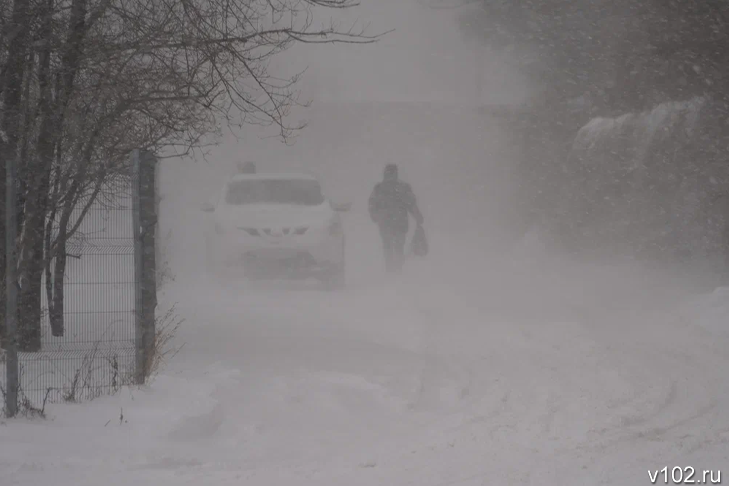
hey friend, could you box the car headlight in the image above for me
[240,228,260,237]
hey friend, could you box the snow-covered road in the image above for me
[4,237,729,486]
[3,100,729,486]
[4,0,728,481]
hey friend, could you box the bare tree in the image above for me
[0,0,383,350]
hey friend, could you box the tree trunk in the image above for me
[19,108,55,349]
[0,137,5,348]
[49,237,67,336]
[0,0,33,350]
[17,51,35,241]
[45,164,62,336]
[19,0,88,349]
[17,0,54,352]
[17,226,43,351]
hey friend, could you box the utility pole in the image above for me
[5,139,19,417]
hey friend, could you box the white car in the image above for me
[201,172,351,288]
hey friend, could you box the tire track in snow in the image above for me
[167,262,729,486]
[540,306,729,485]
[405,287,504,419]
[389,281,580,485]
[347,275,728,486]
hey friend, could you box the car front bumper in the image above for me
[240,249,339,279]
[210,231,344,278]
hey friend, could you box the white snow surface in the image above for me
[3,240,729,485]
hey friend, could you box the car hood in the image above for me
[214,203,334,229]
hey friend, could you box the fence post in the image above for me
[140,150,158,379]
[4,141,19,417]
[131,149,144,384]
[132,149,158,385]
[154,153,161,284]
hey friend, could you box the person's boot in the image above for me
[394,256,404,273]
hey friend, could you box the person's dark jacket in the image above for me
[369,178,423,233]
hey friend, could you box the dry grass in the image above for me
[143,305,184,382]
[1,305,184,418]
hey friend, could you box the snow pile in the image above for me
[0,363,240,485]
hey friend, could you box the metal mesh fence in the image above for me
[1,190,137,410]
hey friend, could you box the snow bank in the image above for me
[680,286,729,338]
[1,362,240,484]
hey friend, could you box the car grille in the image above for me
[262,228,289,236]
[238,226,309,236]
[238,227,260,236]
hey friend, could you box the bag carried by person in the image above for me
[410,224,428,257]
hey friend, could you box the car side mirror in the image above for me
[331,201,352,212]
[200,202,215,213]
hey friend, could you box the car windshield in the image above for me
[224,178,325,206]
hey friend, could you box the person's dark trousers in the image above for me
[379,226,407,273]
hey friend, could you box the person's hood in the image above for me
[383,167,398,182]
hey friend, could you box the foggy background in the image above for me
[163,0,729,289]
[160,0,530,284]
[4,0,729,485]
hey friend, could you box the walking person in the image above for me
[368,164,424,273]
[237,161,257,174]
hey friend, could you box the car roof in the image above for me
[228,172,319,183]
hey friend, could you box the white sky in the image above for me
[270,0,529,105]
